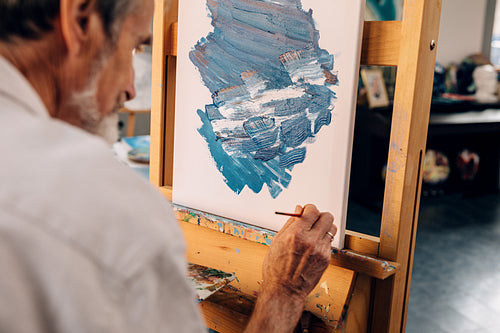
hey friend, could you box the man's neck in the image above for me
[0,37,62,119]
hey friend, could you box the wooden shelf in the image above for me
[158,186,398,280]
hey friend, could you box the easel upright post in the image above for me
[150,0,179,187]
[373,0,442,331]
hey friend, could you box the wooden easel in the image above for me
[149,0,442,331]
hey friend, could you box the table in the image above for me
[350,101,500,205]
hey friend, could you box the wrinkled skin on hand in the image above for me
[262,204,336,300]
[244,204,336,333]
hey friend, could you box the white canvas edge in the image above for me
[335,2,365,249]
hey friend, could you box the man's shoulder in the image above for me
[0,112,183,281]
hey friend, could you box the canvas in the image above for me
[173,0,365,249]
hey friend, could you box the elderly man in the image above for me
[0,0,336,332]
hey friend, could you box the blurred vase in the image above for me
[473,64,498,103]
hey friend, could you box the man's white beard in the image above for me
[89,111,119,145]
[68,56,120,146]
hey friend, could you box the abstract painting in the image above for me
[173,0,364,248]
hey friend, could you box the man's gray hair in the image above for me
[0,0,139,42]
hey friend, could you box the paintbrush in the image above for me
[275,208,304,217]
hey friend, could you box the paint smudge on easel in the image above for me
[320,281,329,295]
[315,303,331,313]
[191,0,339,198]
[183,212,197,222]
[187,263,236,302]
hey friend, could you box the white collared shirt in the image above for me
[0,56,205,333]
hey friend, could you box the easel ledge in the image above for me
[159,187,398,280]
[162,188,399,280]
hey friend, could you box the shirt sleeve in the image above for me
[123,249,207,333]
[0,235,46,333]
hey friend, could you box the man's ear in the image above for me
[59,0,97,56]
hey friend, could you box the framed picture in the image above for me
[173,0,365,249]
[361,68,390,108]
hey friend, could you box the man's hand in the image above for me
[245,204,336,333]
[263,204,336,299]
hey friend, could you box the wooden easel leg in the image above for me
[372,276,394,332]
[163,55,177,186]
[343,274,372,333]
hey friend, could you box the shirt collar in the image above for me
[0,56,50,118]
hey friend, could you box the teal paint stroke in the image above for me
[365,0,403,21]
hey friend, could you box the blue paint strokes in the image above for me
[265,238,272,246]
[307,85,336,113]
[191,0,338,197]
[236,248,240,255]
[280,48,333,85]
[254,143,282,162]
[279,147,306,170]
[212,85,250,108]
[243,117,279,150]
[314,109,332,134]
[234,228,240,236]
[265,96,309,117]
[280,115,311,148]
[198,109,292,198]
[205,104,225,121]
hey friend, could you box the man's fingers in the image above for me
[309,212,335,240]
[276,204,333,239]
[277,204,315,235]
[278,210,302,234]
[300,204,321,228]
[323,224,338,242]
